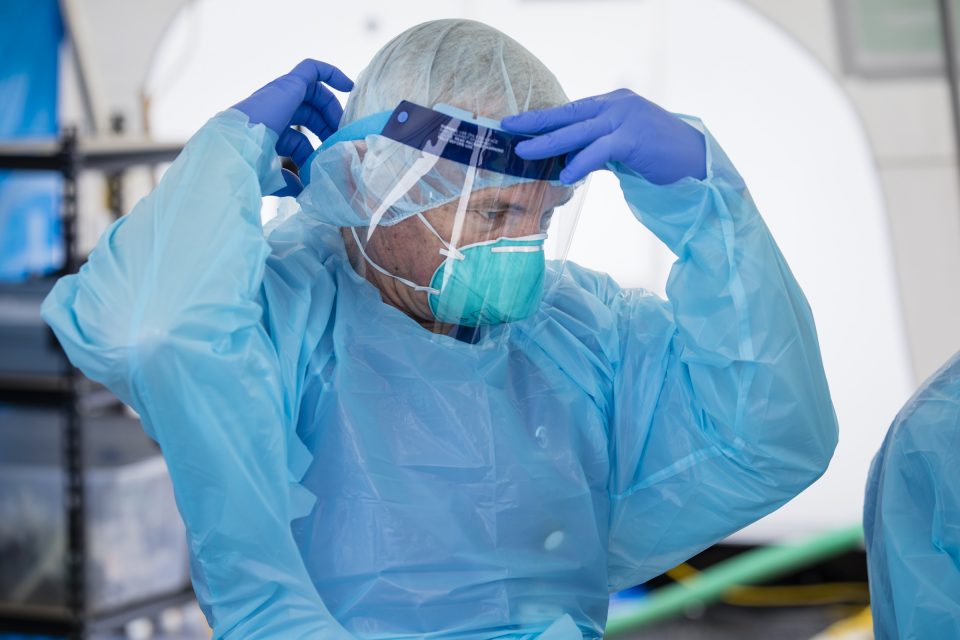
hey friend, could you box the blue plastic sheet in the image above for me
[865,351,960,639]
[0,0,63,281]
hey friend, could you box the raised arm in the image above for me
[505,91,838,591]
[42,61,358,638]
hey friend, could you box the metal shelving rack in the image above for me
[0,131,189,639]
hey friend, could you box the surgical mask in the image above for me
[352,214,547,327]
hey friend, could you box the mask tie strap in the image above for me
[440,124,489,288]
[416,212,465,261]
[351,227,439,295]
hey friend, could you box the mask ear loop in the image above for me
[353,138,449,302]
[415,212,464,261]
[357,123,493,296]
[438,125,491,290]
[350,226,440,295]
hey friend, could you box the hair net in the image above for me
[341,19,569,125]
[297,19,579,232]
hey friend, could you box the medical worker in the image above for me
[864,351,960,639]
[42,19,838,640]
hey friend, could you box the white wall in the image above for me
[744,0,960,390]
[146,0,934,542]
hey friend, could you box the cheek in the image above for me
[368,221,445,284]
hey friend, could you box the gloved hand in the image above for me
[233,58,354,177]
[501,89,706,186]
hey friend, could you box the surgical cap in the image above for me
[341,19,569,125]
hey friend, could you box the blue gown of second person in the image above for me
[865,351,960,640]
[40,110,838,639]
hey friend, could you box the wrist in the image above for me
[216,109,287,195]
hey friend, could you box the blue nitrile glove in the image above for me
[233,58,354,191]
[501,88,706,186]
[275,168,305,198]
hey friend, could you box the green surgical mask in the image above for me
[351,219,547,328]
[429,235,546,326]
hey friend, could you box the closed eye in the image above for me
[468,208,510,223]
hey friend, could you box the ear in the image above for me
[339,140,367,196]
[353,139,368,161]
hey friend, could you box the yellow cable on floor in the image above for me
[811,606,873,639]
[665,563,869,607]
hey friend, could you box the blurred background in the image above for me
[0,0,957,638]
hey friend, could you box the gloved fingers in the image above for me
[270,168,304,197]
[501,96,605,134]
[289,58,354,94]
[302,83,345,138]
[560,134,619,184]
[277,128,315,167]
[290,103,336,141]
[514,117,613,160]
[231,60,352,135]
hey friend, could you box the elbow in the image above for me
[40,276,182,406]
[813,418,839,478]
[757,361,840,497]
[798,390,840,488]
[41,276,127,382]
[734,402,838,502]
[768,413,838,499]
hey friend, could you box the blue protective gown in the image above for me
[864,351,960,639]
[41,110,838,639]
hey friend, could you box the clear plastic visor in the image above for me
[300,101,588,338]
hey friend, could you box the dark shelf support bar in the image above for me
[938,0,960,201]
[0,130,185,638]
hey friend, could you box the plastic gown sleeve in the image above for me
[40,110,356,639]
[601,119,839,590]
[864,351,960,640]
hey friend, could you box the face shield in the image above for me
[297,101,587,335]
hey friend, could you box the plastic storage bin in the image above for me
[0,406,189,613]
[0,280,68,378]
